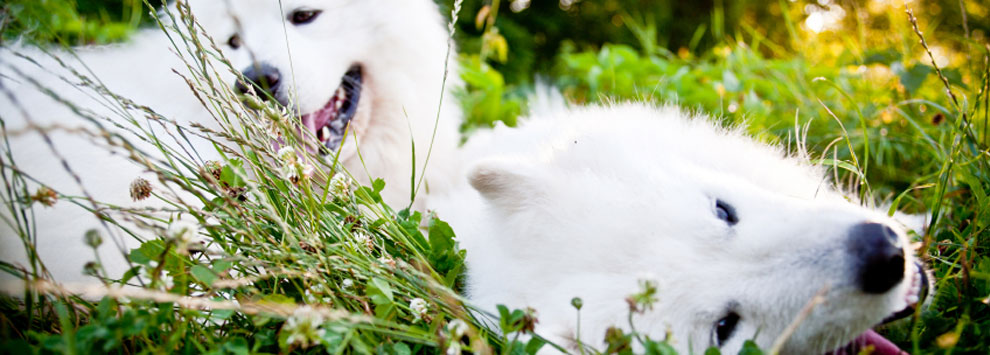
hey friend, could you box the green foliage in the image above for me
[457,54,525,133]
[0,0,160,45]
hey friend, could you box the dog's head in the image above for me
[460,104,928,354]
[175,0,448,157]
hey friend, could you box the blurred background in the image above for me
[1,1,988,352]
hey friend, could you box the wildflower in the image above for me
[409,298,429,322]
[352,231,374,251]
[447,319,469,340]
[341,278,354,291]
[201,160,223,181]
[129,177,152,201]
[604,326,633,353]
[282,306,325,349]
[31,187,57,207]
[446,341,462,355]
[329,173,351,202]
[311,283,326,293]
[626,278,659,314]
[300,163,315,180]
[278,147,314,184]
[378,255,396,269]
[519,308,538,334]
[281,164,300,183]
[166,221,202,255]
[277,146,297,163]
[83,229,102,248]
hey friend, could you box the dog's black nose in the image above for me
[235,63,281,100]
[848,222,905,294]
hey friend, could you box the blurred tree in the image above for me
[445,0,985,84]
[3,0,983,82]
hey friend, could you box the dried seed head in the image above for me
[129,177,152,201]
[31,187,57,207]
[202,160,223,181]
[520,308,539,334]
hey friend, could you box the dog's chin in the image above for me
[826,262,929,355]
[296,65,364,156]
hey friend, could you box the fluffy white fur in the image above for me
[0,0,460,283]
[433,103,924,353]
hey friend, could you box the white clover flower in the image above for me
[311,283,326,293]
[378,255,396,268]
[352,231,373,251]
[445,341,462,355]
[281,164,299,183]
[277,146,297,163]
[329,173,351,202]
[341,278,354,291]
[282,306,325,348]
[166,221,201,255]
[300,163,315,180]
[447,319,469,339]
[277,147,314,184]
[410,298,429,322]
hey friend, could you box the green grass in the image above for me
[2,0,989,354]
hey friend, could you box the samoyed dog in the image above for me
[434,103,928,354]
[0,0,459,283]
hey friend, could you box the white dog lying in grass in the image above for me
[0,0,459,283]
[434,103,927,354]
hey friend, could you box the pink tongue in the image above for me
[301,105,334,136]
[273,106,335,153]
[841,330,908,355]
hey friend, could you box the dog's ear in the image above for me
[468,158,542,211]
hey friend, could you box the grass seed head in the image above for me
[30,187,57,207]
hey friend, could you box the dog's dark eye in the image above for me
[227,34,242,50]
[289,9,322,25]
[715,312,740,347]
[715,199,738,225]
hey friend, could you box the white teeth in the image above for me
[907,295,919,305]
[319,126,331,142]
[335,87,347,101]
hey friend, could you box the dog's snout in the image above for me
[849,222,905,294]
[235,63,281,99]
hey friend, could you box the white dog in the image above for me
[0,0,460,283]
[433,103,927,354]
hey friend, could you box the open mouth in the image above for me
[828,262,929,355]
[298,65,363,155]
